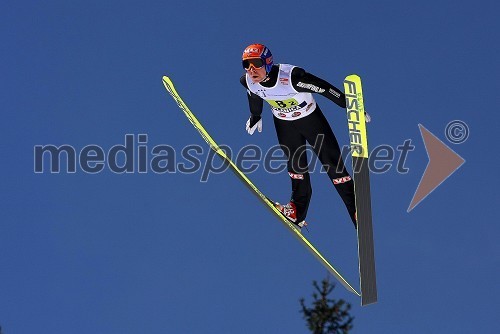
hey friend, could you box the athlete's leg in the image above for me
[295,107,357,227]
[273,117,312,222]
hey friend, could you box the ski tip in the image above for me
[344,74,361,83]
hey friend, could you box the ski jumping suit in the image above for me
[240,64,357,226]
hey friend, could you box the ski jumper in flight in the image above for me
[240,43,367,228]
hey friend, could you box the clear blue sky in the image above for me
[1,0,499,333]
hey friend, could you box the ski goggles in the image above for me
[242,58,264,70]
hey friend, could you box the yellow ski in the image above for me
[162,76,360,296]
[344,74,377,305]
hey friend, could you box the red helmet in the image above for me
[242,43,273,73]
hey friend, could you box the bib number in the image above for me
[267,98,299,109]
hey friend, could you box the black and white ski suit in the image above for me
[240,64,357,226]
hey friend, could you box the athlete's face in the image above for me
[246,65,267,83]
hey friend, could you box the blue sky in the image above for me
[1,0,499,333]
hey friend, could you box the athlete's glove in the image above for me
[246,115,262,135]
[364,111,371,123]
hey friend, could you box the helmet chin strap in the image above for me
[260,72,270,83]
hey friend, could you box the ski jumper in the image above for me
[240,64,357,226]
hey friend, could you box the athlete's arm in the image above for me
[291,67,346,108]
[240,74,264,117]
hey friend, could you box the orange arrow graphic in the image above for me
[408,124,465,212]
